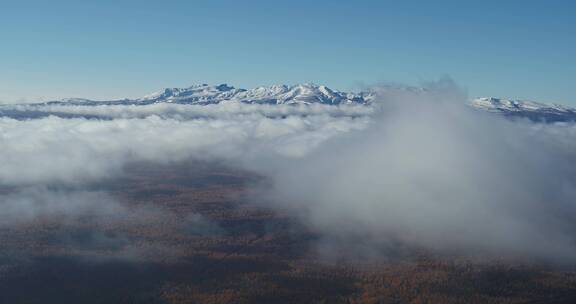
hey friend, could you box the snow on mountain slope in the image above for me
[6,84,576,122]
[471,97,576,122]
[41,83,373,106]
[137,84,244,104]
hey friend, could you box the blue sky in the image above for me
[1,0,575,104]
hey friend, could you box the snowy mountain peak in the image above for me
[22,84,576,122]
[131,83,368,105]
[471,97,576,122]
[472,97,573,112]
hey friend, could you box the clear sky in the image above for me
[1,0,575,104]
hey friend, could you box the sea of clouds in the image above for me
[2,80,576,261]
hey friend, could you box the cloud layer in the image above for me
[0,104,370,185]
[2,82,576,261]
[267,82,576,261]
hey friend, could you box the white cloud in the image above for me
[263,81,576,261]
[2,83,576,261]
[0,104,370,185]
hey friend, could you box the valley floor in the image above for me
[1,162,575,303]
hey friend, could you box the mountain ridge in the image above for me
[9,83,576,122]
[39,83,375,106]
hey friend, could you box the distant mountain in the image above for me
[7,84,576,122]
[42,83,374,106]
[471,97,576,122]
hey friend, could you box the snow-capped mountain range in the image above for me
[8,83,576,122]
[471,97,576,122]
[49,83,373,106]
